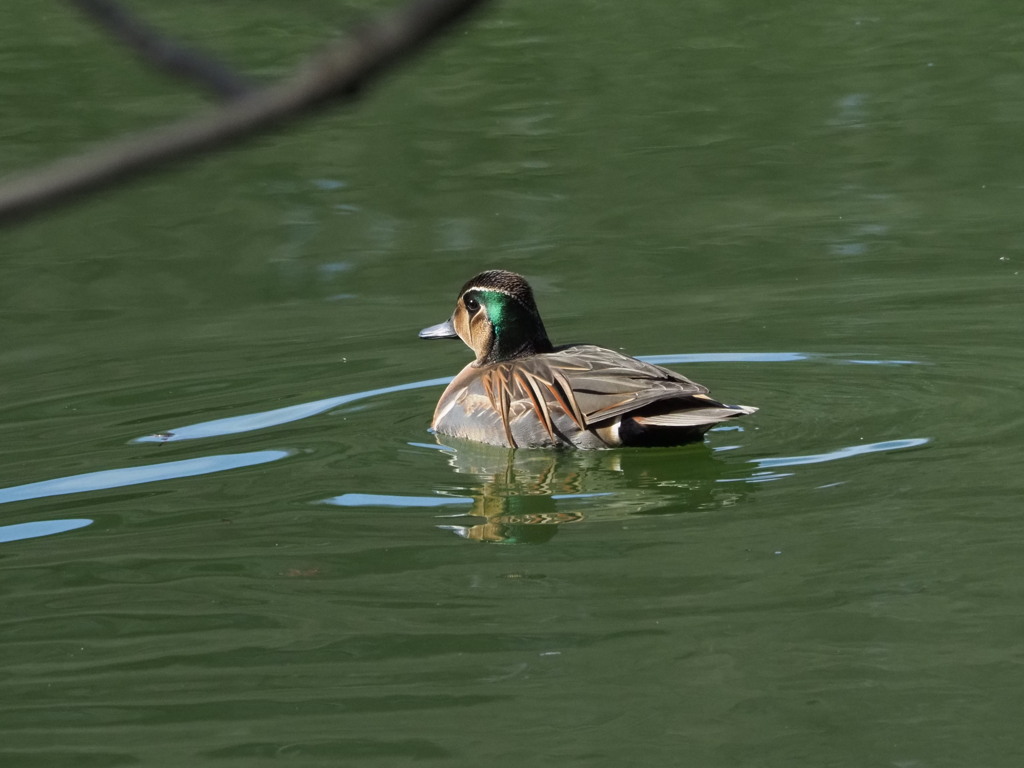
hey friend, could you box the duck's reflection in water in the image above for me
[432,435,753,543]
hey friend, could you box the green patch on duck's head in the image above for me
[458,270,553,364]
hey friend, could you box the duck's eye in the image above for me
[464,296,481,313]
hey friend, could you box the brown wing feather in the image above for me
[513,369,556,440]
[547,370,586,429]
[481,367,517,447]
[534,344,710,426]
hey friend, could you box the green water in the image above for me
[2,1,1023,766]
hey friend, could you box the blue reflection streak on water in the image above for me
[750,438,930,469]
[714,439,931,484]
[843,359,923,366]
[641,352,808,364]
[322,491,614,509]
[132,377,453,443]
[324,493,473,508]
[0,518,93,543]
[643,352,922,366]
[0,450,291,505]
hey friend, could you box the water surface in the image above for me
[1,1,1023,766]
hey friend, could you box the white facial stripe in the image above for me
[463,286,512,298]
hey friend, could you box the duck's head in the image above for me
[419,269,554,365]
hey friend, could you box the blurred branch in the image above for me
[0,0,492,226]
[69,0,253,99]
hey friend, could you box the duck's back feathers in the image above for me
[543,344,707,422]
[432,344,757,449]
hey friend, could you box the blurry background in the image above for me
[1,1,1022,765]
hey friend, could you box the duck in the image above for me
[419,269,757,449]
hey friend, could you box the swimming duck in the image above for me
[419,270,757,449]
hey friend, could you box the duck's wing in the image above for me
[517,344,718,427]
[457,345,754,447]
[629,403,758,427]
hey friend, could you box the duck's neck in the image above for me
[482,311,553,364]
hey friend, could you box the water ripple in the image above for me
[714,437,932,485]
[325,493,473,508]
[750,437,930,469]
[322,491,613,509]
[132,378,451,443]
[0,450,291,506]
[644,352,922,366]
[0,518,93,543]
[133,353,915,444]
[643,352,809,364]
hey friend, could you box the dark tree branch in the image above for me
[0,0,492,226]
[69,0,253,99]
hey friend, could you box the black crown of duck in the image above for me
[420,269,757,449]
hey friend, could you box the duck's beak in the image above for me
[419,318,459,339]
